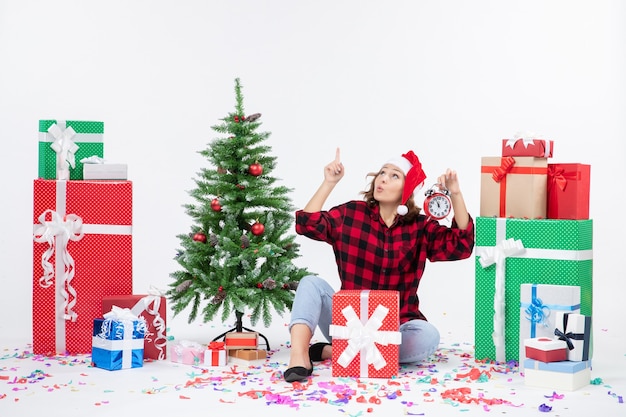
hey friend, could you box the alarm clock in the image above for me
[423,184,452,220]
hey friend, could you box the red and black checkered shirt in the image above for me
[295,200,475,323]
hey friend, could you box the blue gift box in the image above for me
[92,318,145,371]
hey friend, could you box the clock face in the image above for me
[426,194,451,219]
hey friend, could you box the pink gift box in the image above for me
[329,290,401,378]
[170,340,205,366]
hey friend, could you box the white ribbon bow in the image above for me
[504,131,542,150]
[478,238,525,363]
[48,121,79,179]
[33,209,84,321]
[329,304,402,371]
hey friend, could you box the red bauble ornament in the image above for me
[248,162,263,177]
[251,221,265,236]
[234,116,240,122]
[193,232,207,243]
[257,283,263,288]
[236,184,245,190]
[211,198,222,212]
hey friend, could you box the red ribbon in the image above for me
[491,157,516,183]
[482,158,548,217]
[208,341,225,350]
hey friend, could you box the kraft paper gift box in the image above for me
[474,217,593,363]
[554,312,592,362]
[480,156,548,219]
[547,163,591,220]
[329,290,401,378]
[91,308,146,371]
[102,294,167,360]
[519,284,581,368]
[171,340,205,366]
[501,137,554,158]
[224,332,258,350]
[204,341,227,366]
[228,349,267,361]
[32,179,133,354]
[83,163,128,180]
[523,359,591,391]
[524,337,569,363]
[38,120,104,180]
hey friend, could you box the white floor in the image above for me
[1,317,624,417]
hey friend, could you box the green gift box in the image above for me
[474,217,592,363]
[38,120,104,180]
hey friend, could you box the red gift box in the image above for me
[224,332,258,350]
[102,294,167,360]
[480,156,548,219]
[502,138,554,158]
[32,179,133,354]
[547,163,591,220]
[524,337,568,362]
[329,290,401,378]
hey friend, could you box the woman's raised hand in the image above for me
[324,147,345,183]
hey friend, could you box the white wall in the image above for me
[1,1,624,344]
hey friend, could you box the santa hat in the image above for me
[385,150,426,215]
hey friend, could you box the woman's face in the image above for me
[373,164,405,204]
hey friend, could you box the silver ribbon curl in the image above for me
[33,209,84,321]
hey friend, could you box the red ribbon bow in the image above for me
[548,166,568,191]
[492,157,515,183]
[208,341,225,350]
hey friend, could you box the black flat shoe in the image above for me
[309,342,331,362]
[284,361,313,383]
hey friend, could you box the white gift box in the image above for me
[523,358,591,391]
[519,284,580,370]
[83,163,128,180]
[554,312,592,361]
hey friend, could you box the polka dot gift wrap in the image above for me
[32,179,133,355]
[329,290,401,378]
[474,217,593,364]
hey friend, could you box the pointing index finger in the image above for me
[335,147,341,163]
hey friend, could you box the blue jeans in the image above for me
[289,275,440,363]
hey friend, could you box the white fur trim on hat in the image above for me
[385,156,412,174]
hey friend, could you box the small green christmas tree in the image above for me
[168,78,312,338]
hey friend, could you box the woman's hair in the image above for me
[360,170,422,222]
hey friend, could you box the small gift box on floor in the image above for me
[170,340,205,366]
[204,341,227,366]
[524,337,568,362]
[91,307,146,371]
[329,290,401,378]
[224,332,258,350]
[102,293,167,360]
[524,358,591,391]
[554,312,592,361]
[228,349,267,361]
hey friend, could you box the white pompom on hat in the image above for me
[385,150,427,215]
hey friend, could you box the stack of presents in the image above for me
[305,134,593,385]
[475,134,592,391]
[31,119,263,371]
